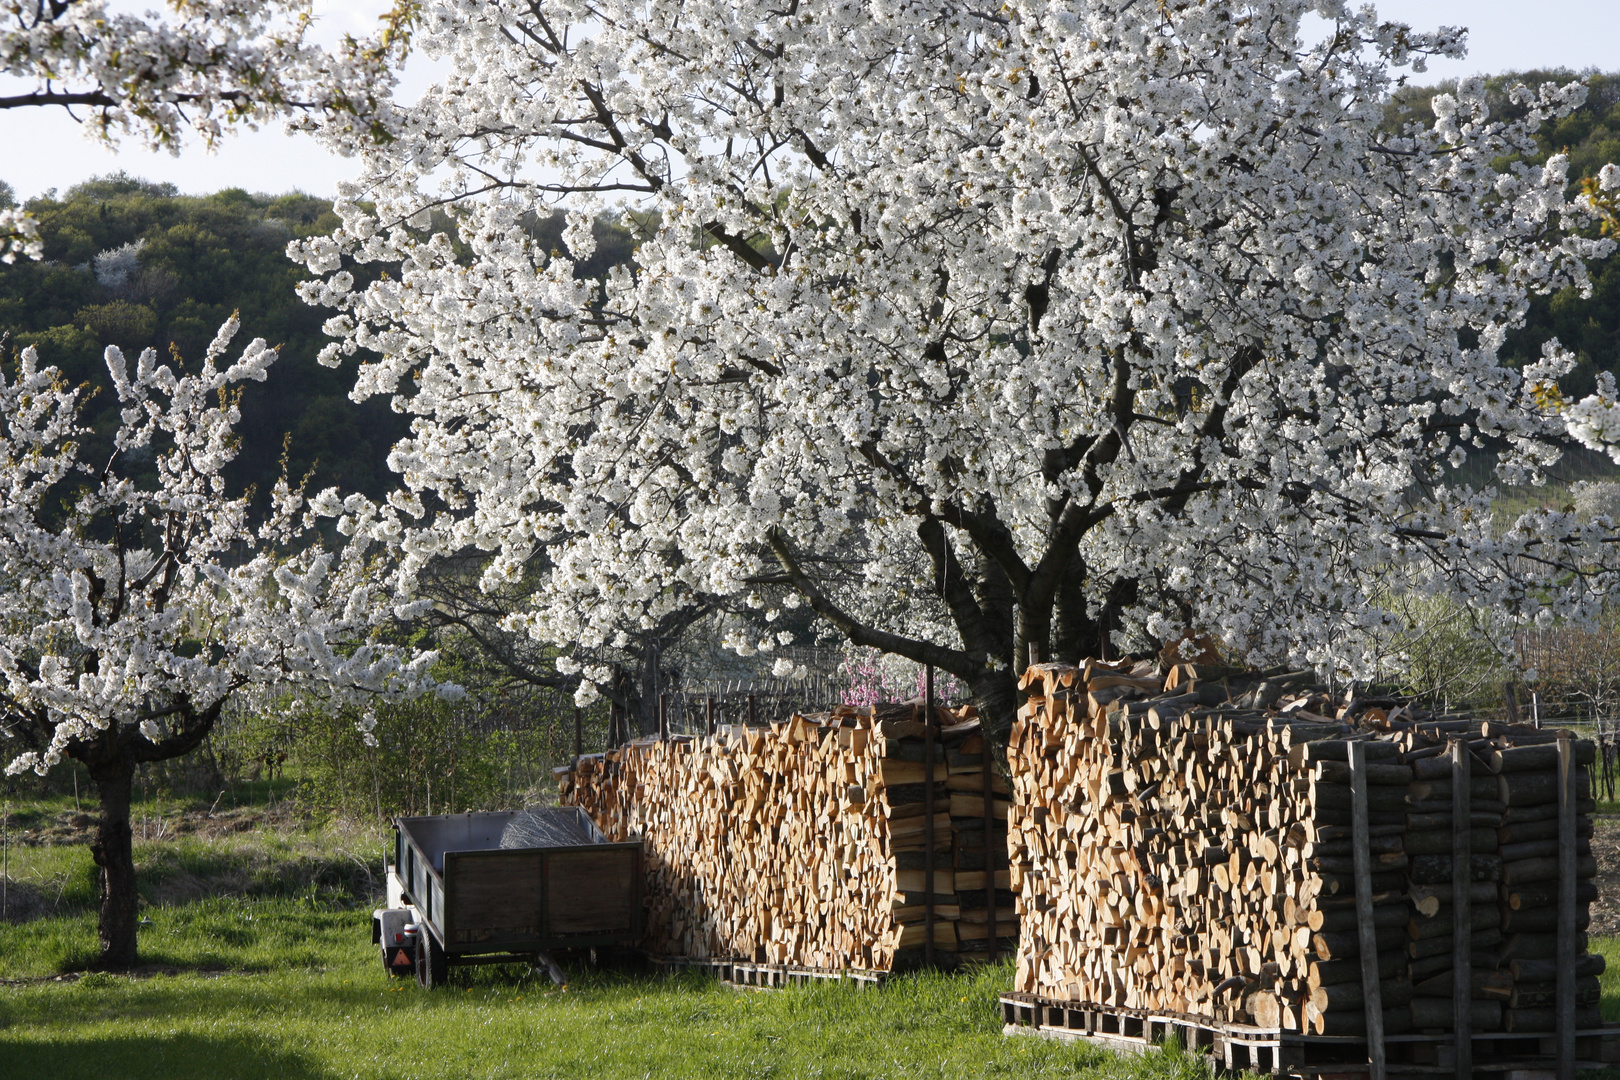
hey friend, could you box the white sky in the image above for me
[4,0,1619,202]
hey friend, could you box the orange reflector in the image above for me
[392,950,410,966]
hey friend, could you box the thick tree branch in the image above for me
[767,526,976,677]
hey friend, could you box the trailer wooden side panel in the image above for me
[448,850,542,946]
[547,848,639,936]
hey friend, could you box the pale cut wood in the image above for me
[561,698,1011,973]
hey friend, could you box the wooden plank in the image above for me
[1451,736,1472,1079]
[984,708,998,965]
[444,849,542,947]
[546,847,639,935]
[1350,740,1386,1080]
[923,667,936,969]
[1557,735,1576,1080]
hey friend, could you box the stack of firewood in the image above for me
[558,702,1015,971]
[1010,659,1602,1035]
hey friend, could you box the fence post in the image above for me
[748,693,757,727]
[573,707,583,760]
[1450,737,1471,1079]
[1557,734,1577,1080]
[982,699,997,964]
[659,693,668,741]
[1350,741,1386,1080]
[923,666,936,969]
[706,696,715,737]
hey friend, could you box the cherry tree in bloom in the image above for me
[0,0,409,261]
[0,317,443,968]
[297,0,1620,736]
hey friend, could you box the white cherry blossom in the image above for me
[295,0,1618,731]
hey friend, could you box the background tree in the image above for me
[0,317,444,968]
[298,0,1620,739]
[0,176,404,501]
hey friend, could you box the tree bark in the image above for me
[968,665,1020,746]
[88,758,138,970]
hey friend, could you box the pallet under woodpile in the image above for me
[558,701,1015,975]
[650,954,887,988]
[998,991,1620,1076]
[1007,658,1618,1077]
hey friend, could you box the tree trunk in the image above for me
[88,758,138,970]
[969,666,1021,747]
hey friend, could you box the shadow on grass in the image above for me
[0,1032,336,1080]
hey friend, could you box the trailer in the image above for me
[372,807,643,988]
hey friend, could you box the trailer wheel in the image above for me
[415,928,448,989]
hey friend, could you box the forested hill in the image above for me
[0,174,639,505]
[0,69,1616,507]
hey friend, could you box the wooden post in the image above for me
[659,693,668,741]
[1450,737,1471,1080]
[748,693,757,727]
[1350,741,1386,1080]
[1028,643,1038,670]
[706,695,715,737]
[1557,734,1577,1080]
[573,707,583,760]
[982,700,997,964]
[923,666,936,969]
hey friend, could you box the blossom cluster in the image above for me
[0,206,39,263]
[1,0,405,150]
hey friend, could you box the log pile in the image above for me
[558,702,1014,972]
[1010,659,1603,1037]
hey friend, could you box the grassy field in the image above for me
[0,795,1218,1080]
[1,794,1617,1080]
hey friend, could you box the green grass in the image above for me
[0,801,1217,1080]
[0,932,1216,1080]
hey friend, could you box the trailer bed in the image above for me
[391,808,643,960]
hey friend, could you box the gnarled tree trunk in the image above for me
[88,757,138,970]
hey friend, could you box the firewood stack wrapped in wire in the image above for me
[1011,659,1599,1035]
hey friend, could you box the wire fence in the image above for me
[1456,697,1620,805]
[653,675,844,737]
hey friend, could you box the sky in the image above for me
[3,0,1619,203]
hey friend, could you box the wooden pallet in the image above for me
[650,954,887,989]
[1000,991,1620,1077]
